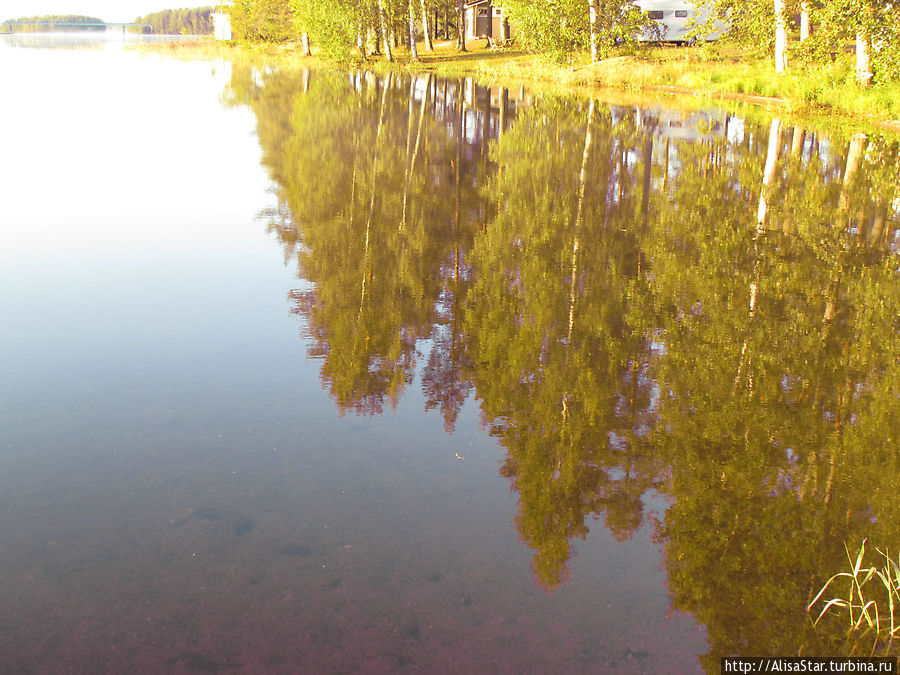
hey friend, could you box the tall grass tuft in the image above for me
[808,539,900,655]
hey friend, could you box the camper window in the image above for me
[648,10,664,19]
[675,9,688,17]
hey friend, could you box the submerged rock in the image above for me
[171,506,255,537]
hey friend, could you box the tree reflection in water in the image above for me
[226,64,900,662]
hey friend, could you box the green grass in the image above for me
[415,41,900,129]
[808,539,900,656]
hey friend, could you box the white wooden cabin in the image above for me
[463,0,513,42]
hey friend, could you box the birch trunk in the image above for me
[421,0,434,51]
[408,0,419,60]
[566,98,595,345]
[799,1,810,42]
[457,0,466,51]
[360,75,391,316]
[791,125,805,157]
[773,0,787,73]
[757,118,782,231]
[867,210,887,248]
[838,133,867,213]
[301,32,311,56]
[641,133,652,220]
[378,0,394,61]
[401,75,430,228]
[588,0,599,63]
[357,24,366,60]
[856,31,872,86]
[498,86,507,138]
[782,125,805,235]
[561,99,597,426]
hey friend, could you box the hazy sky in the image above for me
[2,0,197,22]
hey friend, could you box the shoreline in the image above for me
[136,38,900,136]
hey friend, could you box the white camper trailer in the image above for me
[633,0,726,42]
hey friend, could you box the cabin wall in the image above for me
[465,3,511,41]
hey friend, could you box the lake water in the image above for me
[2,34,899,673]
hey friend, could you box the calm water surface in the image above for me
[2,34,899,673]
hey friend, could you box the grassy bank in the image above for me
[139,37,900,134]
[410,40,900,132]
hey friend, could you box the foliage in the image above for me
[133,7,214,35]
[802,0,900,83]
[501,0,649,61]
[690,0,900,83]
[290,0,361,61]
[229,0,295,42]
[692,0,775,54]
[1,15,106,32]
[217,0,900,86]
[463,97,661,585]
[229,0,465,59]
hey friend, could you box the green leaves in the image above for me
[698,0,900,82]
[230,0,295,42]
[809,539,900,654]
[501,0,650,61]
[134,8,215,35]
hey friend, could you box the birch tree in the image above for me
[773,0,787,72]
[420,0,434,51]
[407,0,419,59]
[378,0,394,60]
[456,0,466,51]
[799,0,810,41]
[502,0,647,61]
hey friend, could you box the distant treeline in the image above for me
[0,15,106,32]
[132,7,214,35]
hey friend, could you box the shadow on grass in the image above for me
[421,48,525,64]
